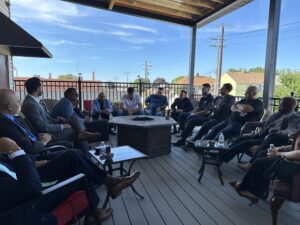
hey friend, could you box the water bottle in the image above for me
[218,132,225,147]
[99,141,106,153]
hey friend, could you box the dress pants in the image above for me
[178,112,191,131]
[221,135,265,162]
[180,115,209,141]
[203,120,242,140]
[192,119,219,141]
[238,157,300,199]
[36,150,105,212]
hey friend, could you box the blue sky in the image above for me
[11,0,300,82]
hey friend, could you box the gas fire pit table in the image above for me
[109,115,177,157]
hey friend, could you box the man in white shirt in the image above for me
[120,87,143,116]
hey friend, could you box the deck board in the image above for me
[95,136,300,225]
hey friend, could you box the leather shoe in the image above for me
[84,208,113,224]
[109,171,140,199]
[78,131,101,141]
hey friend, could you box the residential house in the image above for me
[221,71,264,96]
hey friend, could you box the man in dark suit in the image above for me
[186,83,235,143]
[0,89,71,157]
[21,77,95,154]
[0,137,140,225]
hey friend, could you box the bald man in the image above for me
[203,86,264,140]
[0,89,71,156]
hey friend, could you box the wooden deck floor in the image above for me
[95,136,300,225]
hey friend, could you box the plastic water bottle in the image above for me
[99,142,106,153]
[218,132,225,147]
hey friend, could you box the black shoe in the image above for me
[109,130,116,135]
[173,139,185,147]
[182,143,190,151]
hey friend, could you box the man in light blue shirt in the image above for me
[92,92,113,120]
[145,87,168,116]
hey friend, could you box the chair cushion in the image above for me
[272,179,291,199]
[51,190,89,225]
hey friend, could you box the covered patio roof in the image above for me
[63,0,253,26]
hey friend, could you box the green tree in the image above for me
[248,67,264,73]
[274,69,300,97]
[171,76,185,83]
[58,74,78,80]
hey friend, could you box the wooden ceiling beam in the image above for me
[183,0,215,9]
[115,0,195,19]
[109,0,116,10]
[133,0,204,15]
[208,0,224,3]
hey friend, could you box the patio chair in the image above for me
[236,110,272,162]
[271,164,300,225]
[0,173,101,225]
[43,99,59,112]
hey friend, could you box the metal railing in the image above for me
[14,78,296,112]
[14,78,195,109]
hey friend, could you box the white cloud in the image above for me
[121,37,155,44]
[109,31,132,36]
[44,39,93,46]
[99,22,158,33]
[12,0,86,23]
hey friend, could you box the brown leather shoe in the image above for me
[108,171,140,199]
[84,208,113,224]
[238,162,252,172]
[78,131,101,141]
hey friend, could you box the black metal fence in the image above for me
[14,78,295,112]
[14,78,194,109]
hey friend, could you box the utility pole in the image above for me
[124,72,131,82]
[144,61,152,80]
[210,24,225,94]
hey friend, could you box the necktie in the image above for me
[39,100,49,113]
[0,163,17,180]
[13,118,37,142]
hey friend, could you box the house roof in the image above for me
[224,72,264,85]
[63,0,253,27]
[174,74,215,86]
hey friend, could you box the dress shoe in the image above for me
[109,130,116,135]
[78,131,101,141]
[238,162,252,172]
[84,208,113,224]
[229,181,259,205]
[175,132,182,138]
[173,139,185,147]
[108,171,140,199]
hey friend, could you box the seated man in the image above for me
[0,137,140,225]
[177,83,235,147]
[229,133,300,205]
[170,90,194,134]
[92,92,113,120]
[21,78,95,155]
[174,83,214,146]
[50,87,101,138]
[145,87,168,116]
[203,86,264,141]
[0,89,70,157]
[221,97,300,165]
[120,87,143,116]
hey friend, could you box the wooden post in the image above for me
[188,25,197,99]
[263,0,281,110]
